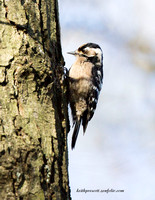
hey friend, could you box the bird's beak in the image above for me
[67,51,78,55]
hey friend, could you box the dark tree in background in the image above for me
[0,0,71,199]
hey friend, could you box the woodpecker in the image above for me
[68,43,103,149]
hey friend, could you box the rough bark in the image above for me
[0,0,70,199]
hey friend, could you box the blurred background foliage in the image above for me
[59,0,155,199]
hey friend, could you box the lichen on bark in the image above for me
[0,0,70,199]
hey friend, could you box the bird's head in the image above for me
[68,43,103,64]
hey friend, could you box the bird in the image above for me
[68,43,103,149]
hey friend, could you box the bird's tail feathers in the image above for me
[71,119,81,149]
[83,121,88,134]
[82,113,89,134]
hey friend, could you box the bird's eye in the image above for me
[83,49,88,54]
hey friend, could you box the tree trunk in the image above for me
[0,0,70,199]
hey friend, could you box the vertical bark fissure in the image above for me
[38,0,46,53]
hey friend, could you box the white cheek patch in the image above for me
[85,47,91,51]
[94,48,102,54]
[94,48,102,61]
[85,47,95,57]
[84,47,102,61]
